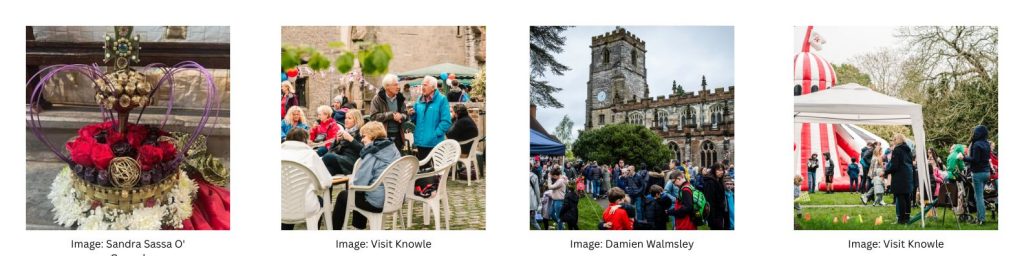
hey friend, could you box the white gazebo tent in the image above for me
[794,83,932,227]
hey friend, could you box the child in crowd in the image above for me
[667,171,697,230]
[539,190,552,230]
[602,187,633,230]
[870,156,887,206]
[641,185,673,230]
[847,157,860,193]
[794,174,803,218]
[560,184,581,230]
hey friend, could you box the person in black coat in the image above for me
[559,188,580,230]
[701,163,729,230]
[320,110,365,176]
[884,134,914,224]
[860,143,875,193]
[961,125,993,224]
[446,104,479,155]
[824,152,835,193]
[641,185,672,230]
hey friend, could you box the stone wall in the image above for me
[282,26,486,140]
[364,26,475,73]
[283,26,485,114]
[281,26,353,112]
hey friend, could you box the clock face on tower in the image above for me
[597,90,607,103]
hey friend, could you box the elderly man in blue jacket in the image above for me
[409,75,453,160]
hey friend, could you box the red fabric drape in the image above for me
[180,180,231,230]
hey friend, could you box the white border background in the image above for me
[1,0,1018,255]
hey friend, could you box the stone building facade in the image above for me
[282,26,485,111]
[584,28,734,168]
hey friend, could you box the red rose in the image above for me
[77,123,104,140]
[106,130,124,145]
[91,144,115,170]
[159,141,177,162]
[127,124,148,147]
[138,145,164,172]
[67,137,95,167]
[126,132,145,148]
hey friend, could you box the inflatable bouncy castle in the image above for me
[794,26,888,191]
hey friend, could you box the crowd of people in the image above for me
[530,156,736,230]
[797,125,997,226]
[281,72,480,230]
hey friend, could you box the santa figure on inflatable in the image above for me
[794,26,888,192]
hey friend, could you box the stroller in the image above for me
[932,167,997,227]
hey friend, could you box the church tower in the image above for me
[585,27,649,129]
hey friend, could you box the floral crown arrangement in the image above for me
[28,26,221,230]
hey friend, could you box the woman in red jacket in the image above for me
[310,105,340,156]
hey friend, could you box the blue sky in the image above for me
[535,26,735,137]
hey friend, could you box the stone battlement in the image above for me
[592,26,646,51]
[620,85,734,104]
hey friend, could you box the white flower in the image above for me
[128,207,164,230]
[49,168,197,230]
[79,209,109,230]
[48,168,88,227]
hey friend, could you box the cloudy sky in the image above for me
[792,26,902,64]
[535,26,734,137]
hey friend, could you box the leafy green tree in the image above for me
[573,123,673,167]
[281,42,392,75]
[554,115,575,147]
[862,26,998,154]
[832,63,871,86]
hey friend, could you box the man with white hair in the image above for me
[368,74,408,152]
[409,75,452,160]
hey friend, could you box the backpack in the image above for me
[682,185,709,224]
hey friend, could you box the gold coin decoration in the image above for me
[109,157,141,189]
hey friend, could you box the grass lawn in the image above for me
[537,194,708,230]
[795,192,997,230]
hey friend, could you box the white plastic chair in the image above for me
[281,160,332,230]
[406,139,460,229]
[342,156,419,230]
[454,136,483,185]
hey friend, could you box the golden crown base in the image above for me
[70,167,181,212]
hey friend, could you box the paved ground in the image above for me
[295,175,487,230]
[386,179,486,230]
[26,160,66,230]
